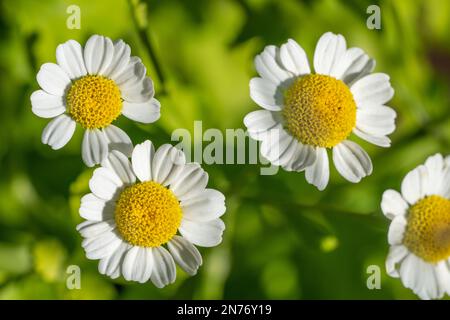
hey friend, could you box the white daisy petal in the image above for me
[347,58,375,85]
[385,245,408,278]
[104,40,131,79]
[381,189,409,220]
[435,261,450,296]
[440,168,450,198]
[333,47,375,84]
[114,56,142,80]
[131,140,155,182]
[41,114,76,150]
[260,128,295,167]
[120,77,154,103]
[113,57,142,84]
[279,38,311,76]
[79,193,114,221]
[283,142,316,172]
[254,45,292,83]
[332,140,373,183]
[83,35,114,75]
[401,165,428,205]
[269,133,307,171]
[305,147,330,191]
[89,167,123,201]
[388,215,407,245]
[353,127,392,147]
[399,254,421,294]
[121,246,139,282]
[150,246,176,288]
[423,153,444,196]
[76,220,115,238]
[351,73,394,107]
[168,236,202,276]
[142,248,154,283]
[109,267,121,279]
[36,63,71,96]
[330,47,364,80]
[103,125,133,157]
[56,39,87,79]
[243,110,281,141]
[181,189,226,222]
[114,59,145,86]
[122,246,153,283]
[249,77,283,111]
[91,227,113,245]
[152,145,188,186]
[313,32,346,76]
[82,129,109,167]
[114,57,154,103]
[98,242,130,279]
[424,265,441,299]
[179,219,225,247]
[98,256,110,276]
[160,149,186,187]
[169,163,208,200]
[83,231,121,260]
[122,98,161,124]
[101,150,136,185]
[406,258,440,300]
[356,105,397,137]
[278,138,302,170]
[150,144,176,184]
[98,242,128,278]
[30,90,66,118]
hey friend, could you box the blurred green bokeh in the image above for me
[0,0,449,299]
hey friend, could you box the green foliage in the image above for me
[0,0,449,299]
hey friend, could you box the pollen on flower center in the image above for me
[403,195,450,263]
[282,74,357,148]
[115,181,182,247]
[67,75,122,129]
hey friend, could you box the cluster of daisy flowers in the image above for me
[32,35,226,287]
[31,32,449,299]
[244,32,449,299]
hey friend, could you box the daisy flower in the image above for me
[77,140,226,287]
[244,32,396,190]
[31,35,161,167]
[382,154,450,299]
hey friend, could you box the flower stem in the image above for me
[127,0,166,95]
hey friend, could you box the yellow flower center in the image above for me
[67,75,122,129]
[403,195,450,263]
[282,74,356,148]
[115,181,182,247]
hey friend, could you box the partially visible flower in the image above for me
[244,32,396,190]
[31,35,161,167]
[77,140,226,287]
[382,154,450,299]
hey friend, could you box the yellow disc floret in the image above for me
[67,75,122,129]
[403,195,450,263]
[115,181,182,247]
[282,74,357,148]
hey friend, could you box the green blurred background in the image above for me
[0,0,449,299]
